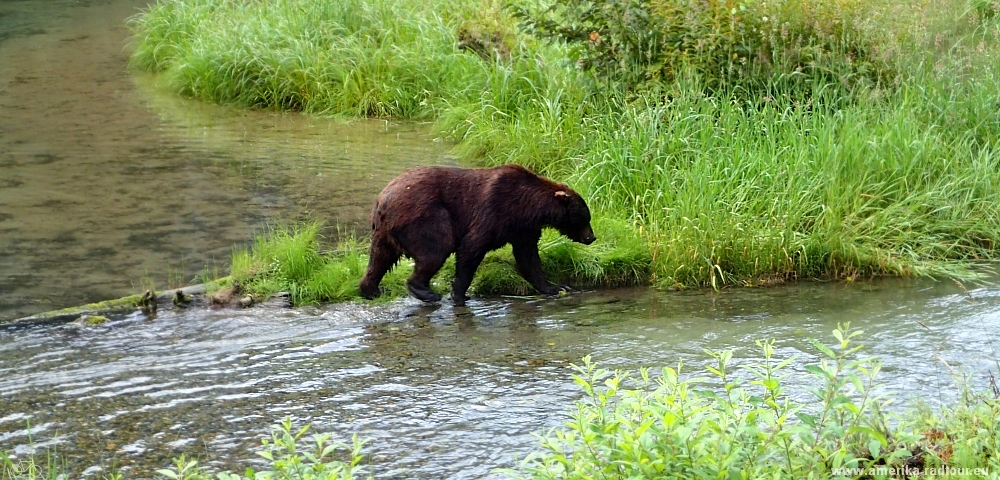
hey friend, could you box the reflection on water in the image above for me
[0,0,457,321]
[0,277,998,479]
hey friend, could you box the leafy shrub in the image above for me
[514,0,905,91]
[157,419,372,480]
[509,324,1000,479]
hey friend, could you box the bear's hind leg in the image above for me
[406,253,448,303]
[360,234,402,299]
[395,214,454,303]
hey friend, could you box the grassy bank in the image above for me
[5,328,998,478]
[129,0,1000,290]
[229,220,650,305]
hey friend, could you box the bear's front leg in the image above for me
[452,247,486,306]
[512,237,568,296]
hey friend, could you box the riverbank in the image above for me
[127,0,1000,292]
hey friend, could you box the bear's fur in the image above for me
[359,164,596,306]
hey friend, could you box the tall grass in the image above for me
[569,79,1000,287]
[128,0,515,117]
[130,0,1000,289]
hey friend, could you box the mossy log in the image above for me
[5,279,230,326]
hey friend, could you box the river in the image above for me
[2,280,1000,478]
[1,0,999,479]
[0,0,456,321]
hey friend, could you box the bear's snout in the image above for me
[576,227,597,245]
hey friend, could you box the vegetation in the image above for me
[509,324,1000,479]
[2,450,75,480]
[5,328,998,479]
[128,0,1000,291]
[511,0,914,91]
[156,419,372,480]
[2,419,371,480]
[230,220,650,305]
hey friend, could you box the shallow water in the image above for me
[0,0,457,321]
[1,278,999,478]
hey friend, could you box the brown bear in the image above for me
[359,164,596,306]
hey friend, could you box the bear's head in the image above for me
[554,189,596,245]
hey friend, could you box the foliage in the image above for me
[2,452,76,480]
[127,0,520,118]
[5,331,999,479]
[909,390,1000,474]
[508,324,1000,479]
[513,0,913,91]
[130,0,1000,290]
[156,418,371,480]
[230,222,651,305]
[510,0,663,88]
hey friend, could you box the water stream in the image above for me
[0,0,457,321]
[1,1,999,479]
[1,279,999,478]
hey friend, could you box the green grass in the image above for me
[564,82,1000,288]
[230,220,651,305]
[2,451,75,480]
[127,0,507,118]
[129,0,1000,291]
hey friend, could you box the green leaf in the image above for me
[848,426,887,445]
[868,440,881,459]
[803,364,830,379]
[761,378,779,391]
[812,341,837,359]
[796,412,818,427]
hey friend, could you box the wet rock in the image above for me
[210,285,237,307]
[76,314,109,325]
[138,289,156,315]
[210,282,253,308]
[260,292,292,308]
[171,290,191,307]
